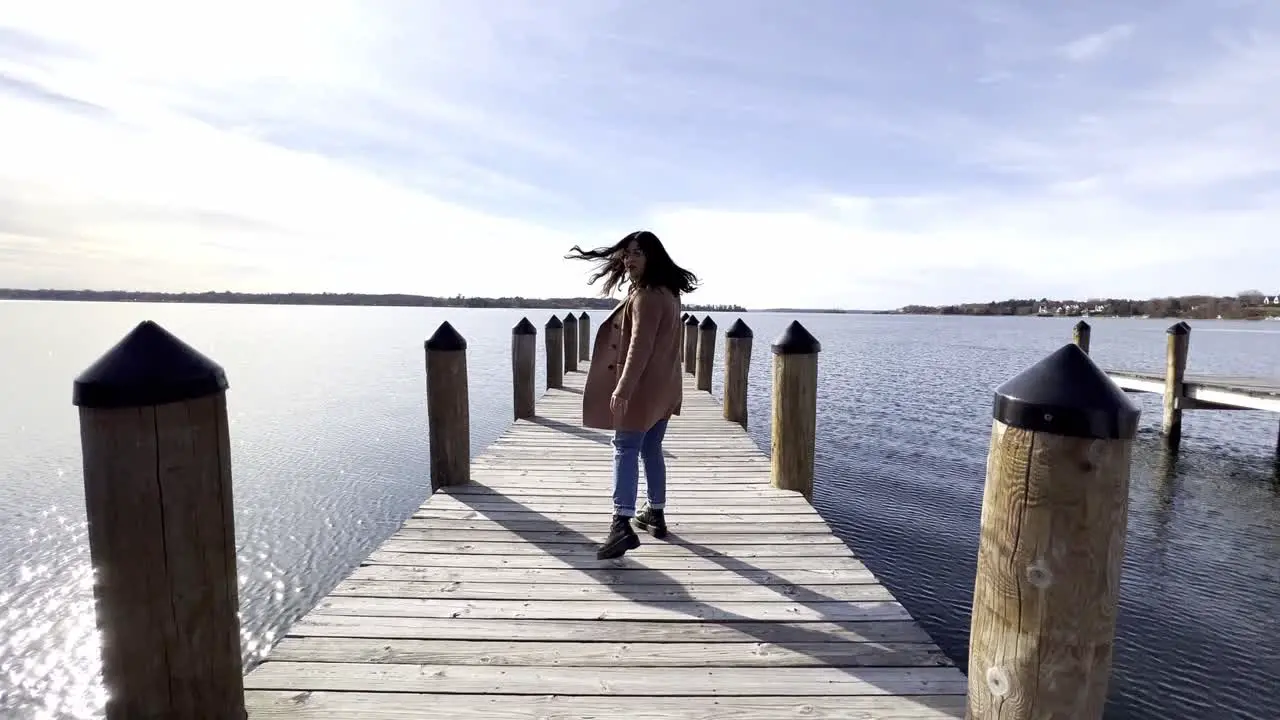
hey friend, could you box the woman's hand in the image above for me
[610,392,629,416]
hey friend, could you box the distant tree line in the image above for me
[899,290,1280,320]
[0,288,744,312]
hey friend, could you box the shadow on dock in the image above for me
[447,488,960,714]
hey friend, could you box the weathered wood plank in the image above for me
[363,550,867,571]
[328,579,895,602]
[244,691,967,719]
[264,636,951,667]
[308,595,914,622]
[347,565,877,586]
[376,540,852,557]
[390,528,845,545]
[243,662,967,696]
[283,615,939,643]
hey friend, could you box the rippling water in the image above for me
[1,301,1277,719]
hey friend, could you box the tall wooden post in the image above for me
[512,317,537,420]
[72,320,246,720]
[563,312,579,373]
[1073,319,1091,354]
[578,311,591,363]
[545,315,564,389]
[1162,321,1190,449]
[723,318,753,428]
[425,321,469,490]
[770,320,820,501]
[683,314,699,375]
[696,315,718,392]
[680,311,691,361]
[966,343,1140,720]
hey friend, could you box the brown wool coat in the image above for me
[582,286,683,432]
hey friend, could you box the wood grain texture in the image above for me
[510,330,535,420]
[697,321,717,391]
[425,343,469,489]
[578,313,591,361]
[724,333,753,428]
[684,322,698,374]
[1162,327,1189,447]
[243,359,964,718]
[964,420,1130,720]
[80,394,245,720]
[544,322,563,389]
[771,352,818,500]
[563,315,579,373]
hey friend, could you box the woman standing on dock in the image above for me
[567,230,698,559]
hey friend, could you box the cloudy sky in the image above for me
[1,1,1277,309]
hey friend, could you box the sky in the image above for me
[1,0,1278,310]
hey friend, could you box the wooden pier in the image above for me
[1072,320,1280,455]
[70,315,1149,720]
[240,354,966,716]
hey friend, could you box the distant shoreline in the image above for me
[0,289,745,314]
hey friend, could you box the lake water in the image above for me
[1,301,1278,719]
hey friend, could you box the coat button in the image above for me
[608,364,615,370]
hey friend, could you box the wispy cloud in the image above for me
[1060,24,1135,62]
[1,0,1278,308]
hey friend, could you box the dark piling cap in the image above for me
[73,320,228,409]
[771,320,821,355]
[578,311,589,321]
[1168,321,1190,335]
[546,315,562,329]
[681,312,689,321]
[1074,320,1090,331]
[684,314,699,326]
[563,312,577,325]
[699,316,716,330]
[513,318,536,335]
[725,318,753,339]
[425,321,467,351]
[993,343,1139,440]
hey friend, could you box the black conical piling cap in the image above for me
[699,316,716,330]
[771,321,821,355]
[685,314,699,326]
[681,312,689,321]
[73,320,228,409]
[726,318,753,339]
[1074,320,1090,331]
[513,318,536,335]
[1168,321,1190,335]
[579,311,589,321]
[993,343,1139,440]
[425,321,467,351]
[546,315,562,329]
[563,312,577,325]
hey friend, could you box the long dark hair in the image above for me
[565,230,698,296]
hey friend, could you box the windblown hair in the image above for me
[565,230,699,296]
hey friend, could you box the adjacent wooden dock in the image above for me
[240,364,967,718]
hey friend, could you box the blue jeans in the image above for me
[612,418,669,517]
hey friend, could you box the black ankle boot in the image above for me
[597,514,640,559]
[633,505,667,539]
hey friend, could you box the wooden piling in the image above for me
[770,320,820,501]
[1162,321,1190,449]
[696,315,717,392]
[723,318,753,428]
[683,314,699,375]
[966,343,1140,720]
[512,317,537,420]
[72,320,245,720]
[426,321,470,490]
[562,312,579,373]
[1073,320,1091,354]
[680,312,689,362]
[578,311,591,362]
[545,315,564,389]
